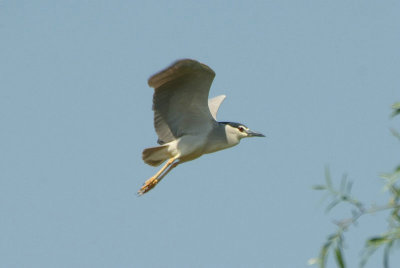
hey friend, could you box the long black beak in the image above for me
[246,130,266,137]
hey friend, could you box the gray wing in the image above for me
[208,95,226,120]
[148,59,216,144]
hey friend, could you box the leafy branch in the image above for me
[309,102,400,268]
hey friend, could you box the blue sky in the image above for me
[1,1,399,267]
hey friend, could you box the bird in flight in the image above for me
[138,59,265,195]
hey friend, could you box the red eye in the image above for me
[238,127,244,132]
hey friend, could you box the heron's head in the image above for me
[221,122,265,141]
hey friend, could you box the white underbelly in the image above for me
[167,135,208,162]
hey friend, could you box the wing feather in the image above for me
[208,95,226,120]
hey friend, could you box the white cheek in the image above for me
[224,125,241,144]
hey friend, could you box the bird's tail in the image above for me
[142,145,172,166]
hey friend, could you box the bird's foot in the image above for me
[137,177,159,196]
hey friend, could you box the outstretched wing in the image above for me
[149,59,217,144]
[208,95,226,120]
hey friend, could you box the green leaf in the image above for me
[395,165,400,173]
[326,199,340,212]
[383,240,393,268]
[391,102,400,118]
[319,240,331,268]
[334,246,346,268]
[367,236,389,246]
[313,185,326,190]
[391,102,400,117]
[392,102,400,109]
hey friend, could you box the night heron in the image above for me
[138,59,265,195]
